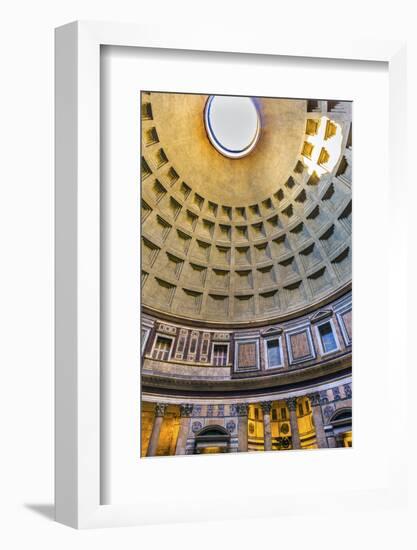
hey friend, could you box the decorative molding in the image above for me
[191,421,202,433]
[142,355,352,393]
[285,325,316,365]
[310,309,333,323]
[323,404,335,421]
[141,326,152,355]
[157,322,177,335]
[261,326,283,337]
[211,341,230,366]
[226,420,236,433]
[192,404,202,417]
[307,392,321,407]
[261,401,273,414]
[335,303,352,347]
[179,403,193,417]
[155,403,168,417]
[313,317,341,357]
[319,390,329,404]
[187,330,200,361]
[332,386,341,401]
[174,328,188,360]
[212,332,231,341]
[234,338,260,373]
[236,403,249,417]
[263,333,284,369]
[141,284,351,329]
[199,332,211,362]
[286,397,297,411]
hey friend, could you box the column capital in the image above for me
[179,403,193,417]
[307,392,321,407]
[286,397,298,411]
[343,383,352,399]
[236,403,249,417]
[260,401,273,414]
[155,403,168,417]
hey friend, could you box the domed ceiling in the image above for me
[141,92,352,325]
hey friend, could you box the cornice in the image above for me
[142,353,351,396]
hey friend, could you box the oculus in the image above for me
[204,95,261,158]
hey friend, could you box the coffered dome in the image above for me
[141,93,352,325]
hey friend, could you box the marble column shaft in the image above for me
[261,401,273,452]
[146,403,167,457]
[236,403,249,452]
[308,393,328,448]
[286,398,301,450]
[175,404,193,455]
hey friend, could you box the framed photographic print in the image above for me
[139,89,352,458]
[55,21,407,528]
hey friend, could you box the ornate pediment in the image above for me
[310,309,333,323]
[261,326,283,337]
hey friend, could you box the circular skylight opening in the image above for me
[204,95,260,159]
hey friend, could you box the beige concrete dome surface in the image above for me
[141,92,352,325]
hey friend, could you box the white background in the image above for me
[1,1,416,548]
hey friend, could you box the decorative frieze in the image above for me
[332,387,341,401]
[143,291,350,372]
[212,332,230,341]
[320,390,329,404]
[157,322,177,335]
[192,405,202,417]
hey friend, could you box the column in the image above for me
[335,434,345,448]
[327,434,337,448]
[146,403,167,457]
[175,403,193,455]
[286,397,301,450]
[307,392,328,448]
[261,401,273,452]
[236,403,249,452]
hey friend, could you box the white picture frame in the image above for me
[55,20,407,529]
